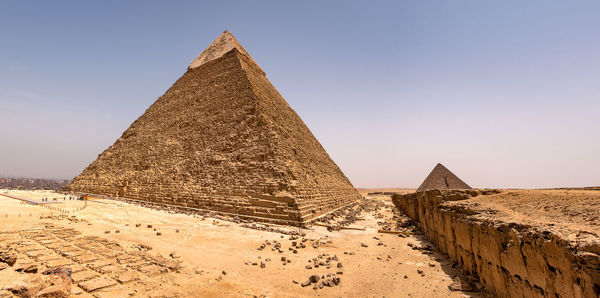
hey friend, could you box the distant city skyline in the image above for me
[1,1,598,188]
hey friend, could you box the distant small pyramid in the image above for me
[417,163,471,192]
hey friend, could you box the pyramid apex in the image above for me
[434,163,448,169]
[188,31,260,70]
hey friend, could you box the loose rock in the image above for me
[0,247,17,266]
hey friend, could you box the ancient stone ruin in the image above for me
[416,163,470,192]
[66,31,361,225]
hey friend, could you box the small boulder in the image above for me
[36,275,71,298]
[448,278,479,292]
[15,263,38,274]
[4,275,45,297]
[0,248,16,266]
[332,277,340,285]
[42,267,72,278]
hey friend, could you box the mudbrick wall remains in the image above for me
[66,34,361,225]
[393,190,600,297]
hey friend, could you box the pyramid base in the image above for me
[68,191,358,226]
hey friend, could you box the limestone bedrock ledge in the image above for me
[392,189,600,298]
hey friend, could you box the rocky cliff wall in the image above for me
[393,190,600,297]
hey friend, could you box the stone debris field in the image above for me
[0,189,484,297]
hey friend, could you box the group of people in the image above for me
[40,195,85,202]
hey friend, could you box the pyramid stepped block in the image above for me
[66,31,361,225]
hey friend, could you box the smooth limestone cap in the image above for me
[188,30,261,71]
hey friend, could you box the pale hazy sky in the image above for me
[1,1,599,188]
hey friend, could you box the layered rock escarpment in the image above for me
[393,190,600,297]
[66,31,361,225]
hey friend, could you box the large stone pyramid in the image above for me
[416,163,471,192]
[67,31,361,225]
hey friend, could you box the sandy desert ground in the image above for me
[0,189,484,297]
[446,189,600,245]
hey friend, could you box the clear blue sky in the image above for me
[1,1,598,188]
